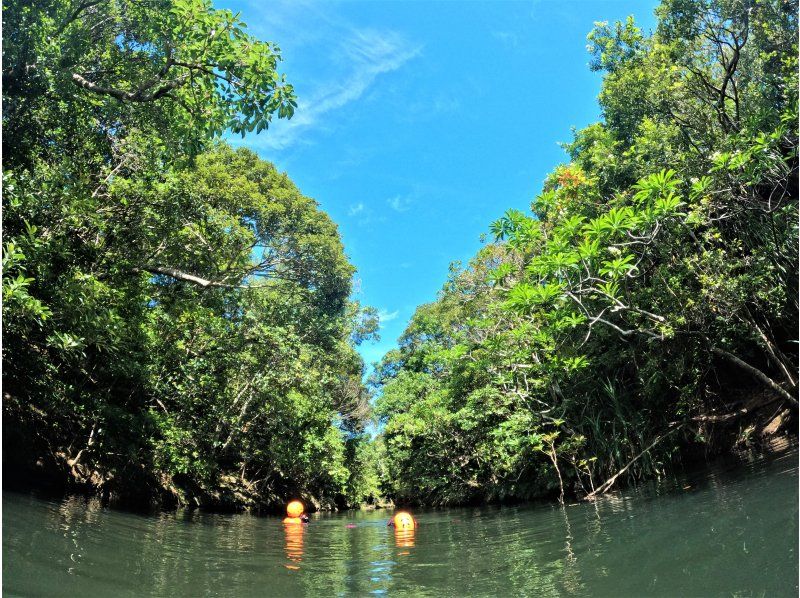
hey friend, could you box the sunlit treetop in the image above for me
[3,0,297,159]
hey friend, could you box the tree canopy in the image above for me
[374,0,797,506]
[3,0,796,512]
[3,0,379,510]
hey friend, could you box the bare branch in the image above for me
[137,265,239,288]
[71,72,188,102]
[585,423,686,500]
[711,347,798,405]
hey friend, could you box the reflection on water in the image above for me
[3,447,798,597]
[284,522,305,570]
[394,527,415,555]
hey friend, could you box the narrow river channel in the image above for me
[4,446,797,597]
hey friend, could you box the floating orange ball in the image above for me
[393,511,416,530]
[286,500,304,518]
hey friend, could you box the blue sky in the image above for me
[222,0,658,368]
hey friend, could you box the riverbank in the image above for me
[4,403,795,515]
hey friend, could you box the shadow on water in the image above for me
[3,445,798,597]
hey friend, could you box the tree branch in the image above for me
[584,423,686,500]
[137,265,238,288]
[56,0,104,36]
[71,72,188,102]
[711,347,797,405]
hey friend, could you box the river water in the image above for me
[3,447,797,597]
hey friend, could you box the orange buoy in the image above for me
[393,511,416,530]
[286,500,304,518]
[283,516,303,524]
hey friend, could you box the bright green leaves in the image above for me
[710,128,795,188]
[4,0,296,161]
[1,267,52,323]
[155,0,297,139]
[590,206,640,237]
[581,218,606,239]
[488,262,514,285]
[505,282,565,314]
[576,237,602,260]
[594,280,621,301]
[632,169,679,204]
[632,169,686,217]
[2,217,52,326]
[560,214,587,237]
[1,0,365,509]
[689,175,712,202]
[598,253,637,279]
[653,192,684,217]
[490,209,541,250]
[558,313,588,330]
[526,250,579,279]
[560,355,590,372]
[134,148,368,506]
[498,167,691,332]
[46,331,85,353]
[587,15,645,73]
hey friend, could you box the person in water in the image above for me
[283,500,309,524]
[388,511,417,529]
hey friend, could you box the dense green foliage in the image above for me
[375,0,798,506]
[3,0,797,513]
[3,0,381,509]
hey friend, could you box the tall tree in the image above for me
[3,0,378,509]
[375,0,797,506]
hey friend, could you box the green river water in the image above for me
[3,446,797,597]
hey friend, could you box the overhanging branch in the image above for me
[137,266,238,288]
[711,347,797,405]
[71,72,187,102]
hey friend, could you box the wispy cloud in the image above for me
[387,194,412,212]
[402,92,462,123]
[348,202,365,216]
[346,201,388,227]
[378,309,400,323]
[242,3,422,151]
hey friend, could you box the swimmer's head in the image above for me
[286,500,304,518]
[393,511,415,530]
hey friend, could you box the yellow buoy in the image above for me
[286,500,304,518]
[393,511,416,530]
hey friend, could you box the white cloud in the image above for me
[348,202,365,216]
[378,309,399,323]
[387,194,412,212]
[345,202,388,227]
[242,3,422,151]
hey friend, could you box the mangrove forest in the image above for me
[2,0,797,519]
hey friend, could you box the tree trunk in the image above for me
[711,347,798,406]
